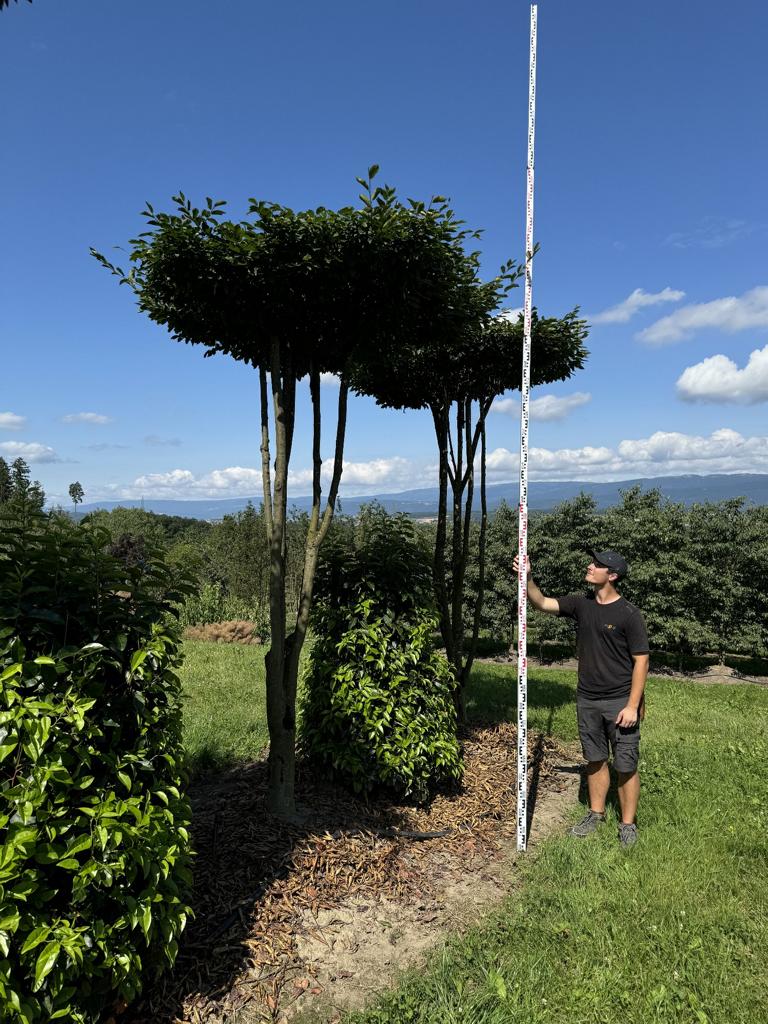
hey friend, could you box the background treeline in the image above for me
[83,485,768,664]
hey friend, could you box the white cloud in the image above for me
[492,392,591,422]
[663,217,760,250]
[0,441,61,464]
[590,287,685,325]
[122,457,419,500]
[320,372,340,388]
[132,469,197,494]
[62,412,112,425]
[287,457,415,492]
[96,426,768,500]
[677,345,768,404]
[492,398,518,416]
[484,428,768,482]
[486,444,615,481]
[0,412,25,431]
[638,285,768,345]
[144,434,182,447]
[495,308,523,324]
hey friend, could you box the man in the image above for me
[513,550,649,847]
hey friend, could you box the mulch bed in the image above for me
[123,724,569,1024]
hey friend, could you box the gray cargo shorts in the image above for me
[576,694,640,774]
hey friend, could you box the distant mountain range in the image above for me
[74,474,768,520]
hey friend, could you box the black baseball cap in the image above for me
[587,549,628,577]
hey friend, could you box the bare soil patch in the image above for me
[123,726,582,1024]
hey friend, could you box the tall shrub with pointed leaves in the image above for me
[0,511,193,1024]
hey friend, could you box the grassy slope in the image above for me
[179,639,269,773]
[351,665,768,1024]
[178,643,768,1023]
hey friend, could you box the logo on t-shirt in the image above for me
[604,623,616,631]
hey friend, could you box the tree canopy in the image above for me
[92,170,516,814]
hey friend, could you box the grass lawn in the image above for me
[350,666,768,1024]
[178,643,768,1023]
[179,639,269,773]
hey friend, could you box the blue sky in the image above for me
[2,0,767,506]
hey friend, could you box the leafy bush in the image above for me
[300,507,462,802]
[177,579,269,636]
[464,490,768,662]
[0,512,193,1024]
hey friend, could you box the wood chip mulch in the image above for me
[123,724,569,1024]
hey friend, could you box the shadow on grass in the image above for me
[184,739,269,780]
[466,665,574,727]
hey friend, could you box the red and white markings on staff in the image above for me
[517,3,537,854]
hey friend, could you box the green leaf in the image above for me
[64,834,92,857]
[33,940,60,991]
[130,649,148,672]
[0,740,18,762]
[21,926,49,955]
[0,906,21,932]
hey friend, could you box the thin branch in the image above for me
[259,366,273,543]
[447,417,458,478]
[461,398,474,575]
[462,412,485,489]
[431,403,454,663]
[283,366,297,474]
[309,363,322,534]
[455,399,464,488]
[319,380,349,542]
[463,404,488,686]
[450,400,466,663]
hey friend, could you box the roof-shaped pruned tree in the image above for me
[349,268,589,717]
[92,168,503,815]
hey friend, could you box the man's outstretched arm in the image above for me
[513,555,560,615]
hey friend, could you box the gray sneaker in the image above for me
[569,810,606,837]
[619,823,638,847]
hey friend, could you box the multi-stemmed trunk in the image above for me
[262,346,348,818]
[431,394,492,721]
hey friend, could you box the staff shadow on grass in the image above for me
[125,678,576,1024]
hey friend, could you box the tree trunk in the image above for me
[450,399,466,695]
[265,340,293,818]
[431,396,487,721]
[461,404,488,693]
[263,355,348,820]
[431,404,454,665]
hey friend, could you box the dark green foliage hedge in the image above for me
[464,489,768,661]
[0,513,193,1024]
[300,508,462,802]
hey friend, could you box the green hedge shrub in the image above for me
[0,512,193,1024]
[300,507,462,802]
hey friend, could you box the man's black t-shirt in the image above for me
[557,593,649,700]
